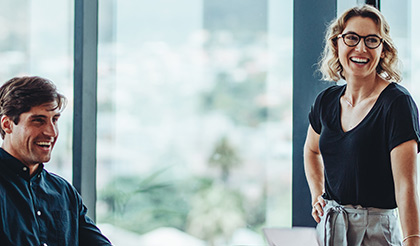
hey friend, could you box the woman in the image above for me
[304,5,420,246]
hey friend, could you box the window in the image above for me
[0,0,73,180]
[96,0,293,244]
[382,0,420,185]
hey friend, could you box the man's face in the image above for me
[1,102,61,167]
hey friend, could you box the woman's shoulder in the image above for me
[385,82,412,96]
[381,82,415,102]
[315,83,345,102]
[379,82,419,114]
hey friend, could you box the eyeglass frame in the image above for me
[337,33,384,49]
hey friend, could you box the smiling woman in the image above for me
[305,5,420,245]
[320,5,401,83]
[337,16,385,83]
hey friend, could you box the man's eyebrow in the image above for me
[29,115,47,119]
[29,113,61,119]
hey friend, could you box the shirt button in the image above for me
[23,167,28,172]
[37,211,42,216]
[42,243,48,246]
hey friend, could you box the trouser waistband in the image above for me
[321,199,398,246]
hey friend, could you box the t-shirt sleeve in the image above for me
[308,90,326,134]
[387,95,420,152]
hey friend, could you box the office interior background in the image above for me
[0,0,419,245]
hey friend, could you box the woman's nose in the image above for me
[355,38,367,52]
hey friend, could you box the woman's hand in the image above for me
[311,195,326,223]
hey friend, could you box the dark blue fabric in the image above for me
[309,82,420,209]
[0,148,112,246]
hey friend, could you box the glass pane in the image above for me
[382,0,420,187]
[0,0,73,180]
[337,0,360,14]
[381,2,420,117]
[97,0,292,245]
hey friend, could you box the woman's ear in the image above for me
[380,51,385,59]
[1,115,13,134]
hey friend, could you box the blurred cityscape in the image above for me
[96,1,292,245]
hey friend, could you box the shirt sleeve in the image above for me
[387,94,420,152]
[308,89,326,134]
[78,195,113,246]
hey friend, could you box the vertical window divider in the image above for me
[73,0,99,221]
[292,0,336,227]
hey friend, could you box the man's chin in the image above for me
[36,154,52,164]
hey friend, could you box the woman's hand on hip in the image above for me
[312,195,326,223]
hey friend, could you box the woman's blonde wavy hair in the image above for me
[319,5,401,82]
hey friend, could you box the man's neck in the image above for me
[0,145,40,177]
[27,163,40,177]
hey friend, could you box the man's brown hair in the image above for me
[0,76,67,139]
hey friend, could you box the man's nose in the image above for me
[44,121,58,137]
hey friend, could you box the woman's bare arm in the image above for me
[303,125,325,222]
[391,140,420,246]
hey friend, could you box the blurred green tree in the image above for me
[208,136,241,182]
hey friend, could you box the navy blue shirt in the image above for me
[0,148,112,246]
[309,82,420,208]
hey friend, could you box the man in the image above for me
[0,76,112,245]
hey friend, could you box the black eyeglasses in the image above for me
[337,33,383,49]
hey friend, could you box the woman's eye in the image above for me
[366,38,379,44]
[347,35,358,41]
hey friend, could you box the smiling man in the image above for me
[0,76,112,245]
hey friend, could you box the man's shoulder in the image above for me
[43,170,71,184]
[42,170,77,193]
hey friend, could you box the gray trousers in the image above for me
[316,200,402,246]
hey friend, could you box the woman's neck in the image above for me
[344,74,388,106]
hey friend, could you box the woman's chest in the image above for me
[339,97,377,132]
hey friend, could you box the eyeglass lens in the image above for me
[343,34,381,49]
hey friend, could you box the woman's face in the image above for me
[338,16,384,80]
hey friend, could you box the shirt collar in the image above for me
[0,148,44,181]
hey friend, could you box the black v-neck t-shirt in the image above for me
[309,82,420,208]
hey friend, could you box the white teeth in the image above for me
[351,57,368,63]
[36,142,51,147]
